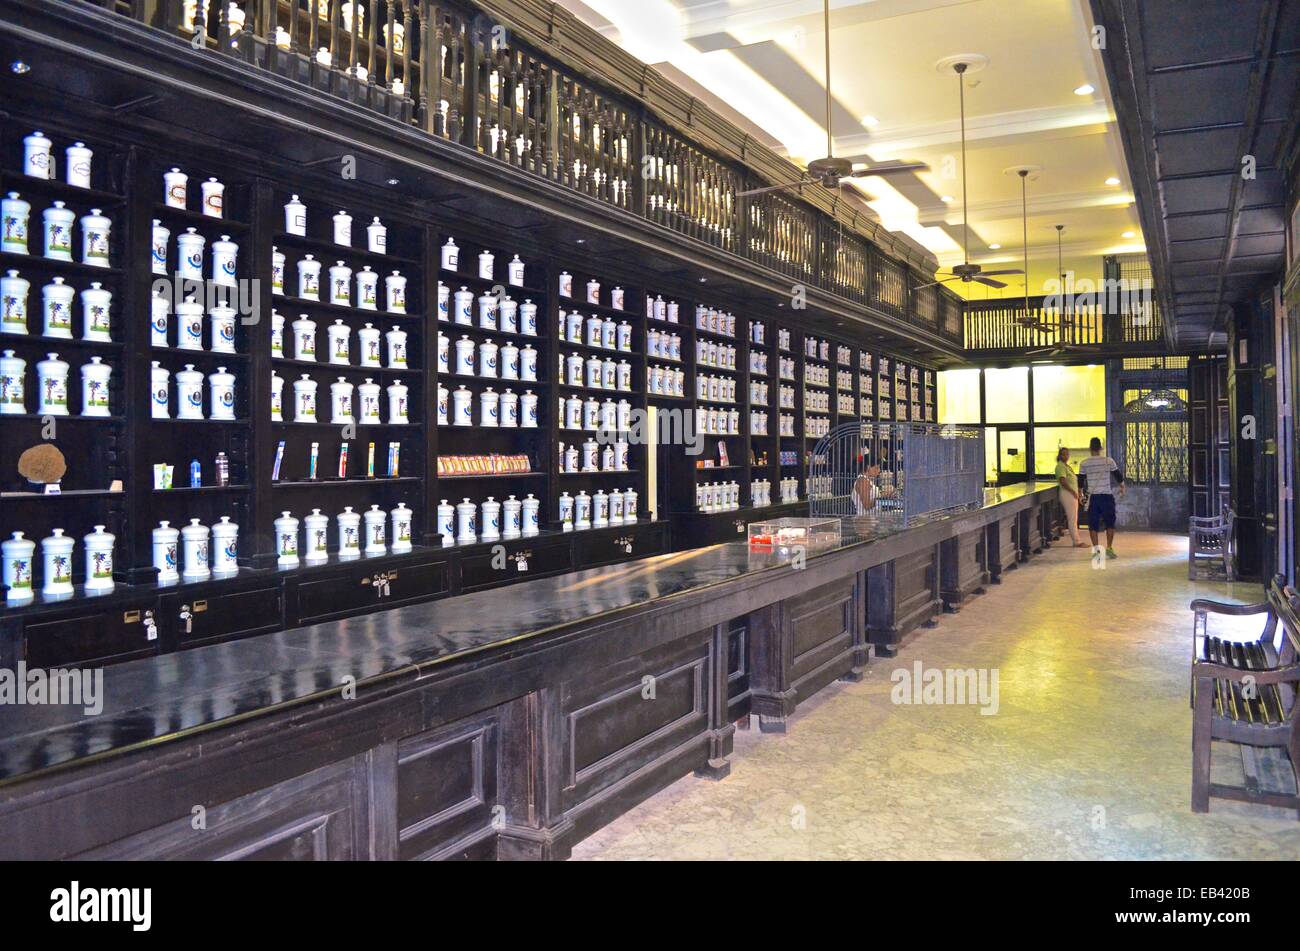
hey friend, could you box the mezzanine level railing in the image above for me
[962,292,1165,353]
[68,0,963,345]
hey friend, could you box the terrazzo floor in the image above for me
[571,531,1300,860]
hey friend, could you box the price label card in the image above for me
[624,543,633,553]
[736,522,745,534]
[517,559,528,572]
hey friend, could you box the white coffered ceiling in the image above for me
[558,0,1147,299]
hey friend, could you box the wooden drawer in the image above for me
[574,522,666,568]
[24,598,163,668]
[290,555,450,627]
[162,582,285,649]
[458,536,573,592]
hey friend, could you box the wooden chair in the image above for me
[1189,506,1235,581]
[1190,578,1300,815]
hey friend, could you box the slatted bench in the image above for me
[1190,576,1300,815]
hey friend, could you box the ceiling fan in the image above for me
[914,62,1024,291]
[734,0,928,199]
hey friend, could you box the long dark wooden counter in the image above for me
[0,484,1057,860]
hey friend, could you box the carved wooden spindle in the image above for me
[445,14,462,142]
[401,1,414,116]
[366,0,379,94]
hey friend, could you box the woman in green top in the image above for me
[1055,447,1087,547]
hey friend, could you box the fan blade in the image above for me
[735,180,806,198]
[977,268,1024,277]
[848,161,930,178]
[973,276,1007,288]
[910,277,961,291]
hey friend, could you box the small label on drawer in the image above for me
[518,559,528,571]
[625,543,633,553]
[736,522,745,533]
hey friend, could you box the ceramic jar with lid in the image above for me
[363,505,386,555]
[36,352,69,415]
[42,201,74,261]
[390,503,413,553]
[0,349,25,414]
[2,532,35,601]
[41,528,74,596]
[274,512,299,567]
[211,517,239,575]
[337,507,361,559]
[80,356,111,416]
[83,525,114,592]
[2,192,30,254]
[80,209,111,267]
[2,269,29,334]
[42,276,73,338]
[304,509,330,564]
[81,283,112,342]
[152,521,180,582]
[208,366,236,420]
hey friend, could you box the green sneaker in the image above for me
[1106,547,1117,559]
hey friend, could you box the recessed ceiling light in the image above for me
[1121,231,1136,238]
[576,238,585,244]
[989,243,1001,250]
[861,115,880,128]
[940,195,954,203]
[699,277,707,283]
[1073,84,1095,96]
[1104,176,1121,186]
[10,61,30,75]
[386,178,399,185]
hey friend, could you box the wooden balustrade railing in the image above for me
[963,293,1164,352]
[77,0,972,344]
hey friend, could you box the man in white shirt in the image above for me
[1077,436,1126,558]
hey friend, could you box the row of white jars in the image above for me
[750,381,769,404]
[750,479,774,508]
[149,517,241,583]
[272,505,413,565]
[804,362,831,387]
[2,526,116,600]
[440,333,539,380]
[151,292,240,352]
[160,168,226,217]
[437,495,541,545]
[647,364,686,398]
[275,315,407,368]
[560,311,634,352]
[779,384,796,408]
[697,374,738,403]
[557,273,623,307]
[751,410,769,435]
[439,384,538,428]
[695,406,742,435]
[556,489,638,532]
[838,394,856,415]
[1,272,112,340]
[557,439,631,473]
[644,295,680,323]
[645,328,682,361]
[749,351,769,376]
[282,195,396,254]
[559,395,632,432]
[438,285,538,336]
[20,132,94,186]
[1,351,112,416]
[272,373,409,424]
[805,337,832,362]
[149,226,240,285]
[779,413,797,436]
[805,389,830,413]
[778,477,801,504]
[276,253,407,314]
[695,305,737,338]
[778,355,797,380]
[438,239,528,287]
[0,194,111,266]
[696,481,741,513]
[806,415,831,438]
[560,352,633,391]
[149,362,237,419]
[695,338,738,370]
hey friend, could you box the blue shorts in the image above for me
[1087,494,1116,531]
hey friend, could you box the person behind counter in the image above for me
[854,463,882,515]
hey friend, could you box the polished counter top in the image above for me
[0,483,1054,786]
